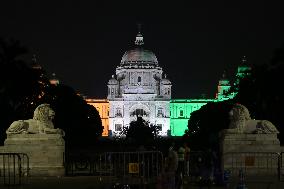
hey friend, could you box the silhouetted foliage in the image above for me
[123,117,159,147]
[233,43,284,144]
[43,84,103,148]
[0,38,103,147]
[185,101,233,151]
[0,38,49,144]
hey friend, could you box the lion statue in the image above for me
[226,103,278,134]
[6,104,64,135]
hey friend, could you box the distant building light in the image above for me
[49,73,59,86]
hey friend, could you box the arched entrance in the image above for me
[129,103,150,122]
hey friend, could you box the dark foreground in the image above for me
[1,176,284,189]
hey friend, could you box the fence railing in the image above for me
[181,151,284,183]
[0,153,29,186]
[280,152,284,181]
[66,151,163,184]
[223,152,281,179]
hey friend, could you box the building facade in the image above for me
[106,31,171,137]
[86,31,250,137]
[170,99,217,136]
[86,99,109,136]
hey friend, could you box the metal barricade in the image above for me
[186,151,215,182]
[188,151,209,177]
[66,151,163,184]
[280,152,284,181]
[223,152,281,180]
[0,153,29,186]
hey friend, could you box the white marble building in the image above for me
[107,31,171,137]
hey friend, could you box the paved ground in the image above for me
[1,176,284,189]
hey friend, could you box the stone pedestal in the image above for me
[220,131,282,176]
[1,134,65,176]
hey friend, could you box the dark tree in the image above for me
[0,38,50,144]
[123,117,158,148]
[0,38,103,148]
[233,43,284,144]
[185,101,233,151]
[43,84,103,149]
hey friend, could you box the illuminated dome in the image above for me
[120,31,158,65]
[108,75,118,85]
[161,75,171,85]
[219,71,230,85]
[121,48,158,65]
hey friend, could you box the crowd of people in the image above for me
[156,142,190,189]
[157,142,217,189]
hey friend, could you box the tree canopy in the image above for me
[123,117,159,148]
[233,43,284,144]
[0,38,49,144]
[44,84,103,148]
[0,37,103,147]
[185,43,284,151]
[185,101,233,151]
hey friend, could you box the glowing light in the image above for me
[86,99,109,136]
[170,99,214,136]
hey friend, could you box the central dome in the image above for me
[120,30,158,66]
[121,48,158,65]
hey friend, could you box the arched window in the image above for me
[179,109,184,117]
[157,108,163,117]
[116,108,122,117]
[165,88,170,95]
[131,109,147,117]
[115,124,122,131]
[138,76,141,82]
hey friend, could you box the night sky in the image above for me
[1,1,283,98]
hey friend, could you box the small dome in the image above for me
[219,79,230,86]
[108,75,118,85]
[161,78,171,85]
[219,71,230,85]
[121,48,158,65]
[161,74,171,85]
